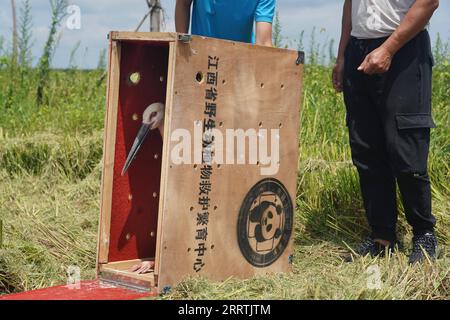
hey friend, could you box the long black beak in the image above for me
[121,123,152,176]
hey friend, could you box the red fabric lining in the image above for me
[108,42,169,262]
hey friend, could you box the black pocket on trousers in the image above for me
[394,114,435,173]
[396,114,436,130]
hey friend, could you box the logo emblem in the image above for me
[237,178,293,267]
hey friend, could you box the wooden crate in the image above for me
[97,32,304,293]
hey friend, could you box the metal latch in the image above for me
[296,51,305,65]
[178,34,192,43]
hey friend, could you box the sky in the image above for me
[0,0,449,69]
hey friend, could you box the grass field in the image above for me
[0,55,448,299]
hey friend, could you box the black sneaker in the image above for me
[344,237,397,262]
[408,233,437,264]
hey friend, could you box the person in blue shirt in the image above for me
[175,0,276,46]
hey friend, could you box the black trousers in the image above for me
[343,30,437,242]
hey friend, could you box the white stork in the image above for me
[121,102,165,176]
[122,102,164,274]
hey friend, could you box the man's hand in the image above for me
[358,0,439,75]
[332,58,345,92]
[358,46,393,75]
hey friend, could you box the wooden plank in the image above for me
[102,258,154,270]
[99,261,156,289]
[111,31,177,42]
[99,267,155,286]
[154,41,177,276]
[97,39,122,264]
[99,257,156,290]
[157,36,303,291]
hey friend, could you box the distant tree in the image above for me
[0,36,4,56]
[0,37,7,70]
[5,0,18,108]
[17,0,34,91]
[272,11,283,48]
[433,33,450,67]
[11,0,18,67]
[97,48,107,70]
[36,0,68,105]
[328,39,336,65]
[68,40,81,69]
[18,0,34,69]
[308,27,320,65]
[297,30,305,52]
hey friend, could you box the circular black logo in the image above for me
[237,178,293,268]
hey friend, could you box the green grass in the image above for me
[0,62,448,299]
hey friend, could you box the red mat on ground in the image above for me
[0,281,155,300]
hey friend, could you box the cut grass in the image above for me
[0,169,99,292]
[0,64,448,299]
[160,243,449,300]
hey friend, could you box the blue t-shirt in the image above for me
[191,0,276,43]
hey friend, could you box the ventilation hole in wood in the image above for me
[217,164,222,169]
[211,245,215,250]
[281,84,285,89]
[214,205,218,211]
[194,164,198,169]
[187,248,191,252]
[128,72,140,85]
[190,206,194,212]
[260,83,265,88]
[222,79,226,85]
[196,71,204,84]
[219,121,224,127]
[259,121,263,127]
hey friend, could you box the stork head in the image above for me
[143,102,165,130]
[121,102,165,176]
